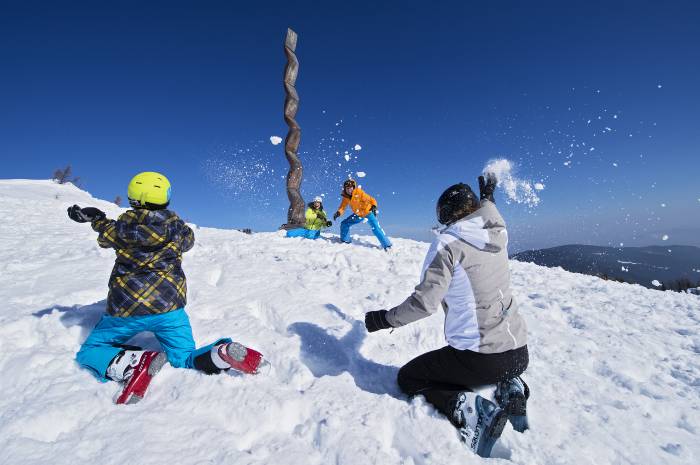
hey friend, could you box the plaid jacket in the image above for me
[91,209,194,317]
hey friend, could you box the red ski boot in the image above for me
[114,351,167,405]
[216,342,267,374]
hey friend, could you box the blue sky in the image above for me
[2,0,699,252]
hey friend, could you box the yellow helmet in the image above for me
[127,171,172,208]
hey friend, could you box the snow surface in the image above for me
[1,180,699,465]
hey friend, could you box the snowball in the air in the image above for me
[652,280,662,287]
[534,183,545,191]
[356,171,366,178]
[270,136,283,145]
[662,234,669,241]
[354,144,362,151]
[344,154,350,162]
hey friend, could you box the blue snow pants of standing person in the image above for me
[340,212,392,249]
[286,228,321,239]
[76,308,230,382]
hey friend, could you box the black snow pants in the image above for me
[397,344,529,423]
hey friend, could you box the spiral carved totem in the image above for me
[282,28,305,229]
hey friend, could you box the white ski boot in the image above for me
[107,350,167,405]
[452,391,508,458]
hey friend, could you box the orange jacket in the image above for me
[336,187,378,218]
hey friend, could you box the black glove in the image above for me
[67,205,106,223]
[370,205,378,216]
[333,212,341,220]
[365,310,392,333]
[478,173,497,202]
[326,221,332,227]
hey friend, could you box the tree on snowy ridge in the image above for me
[52,165,80,185]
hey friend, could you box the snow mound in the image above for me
[0,179,698,465]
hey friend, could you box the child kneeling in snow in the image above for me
[67,171,266,404]
[285,196,332,239]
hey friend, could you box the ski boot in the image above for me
[452,391,508,458]
[216,342,269,374]
[495,376,530,433]
[107,350,168,405]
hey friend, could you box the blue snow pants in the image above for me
[286,228,321,239]
[340,212,392,249]
[76,308,230,382]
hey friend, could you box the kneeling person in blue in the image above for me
[332,179,392,250]
[286,196,332,239]
[67,171,267,404]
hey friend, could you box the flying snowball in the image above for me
[356,171,366,178]
[534,183,545,191]
[652,280,662,287]
[354,144,362,151]
[483,158,541,207]
[270,136,283,145]
[344,154,350,162]
[662,234,669,241]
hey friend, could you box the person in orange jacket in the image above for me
[333,179,392,249]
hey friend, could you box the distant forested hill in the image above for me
[511,245,700,290]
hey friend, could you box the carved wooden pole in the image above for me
[282,28,305,228]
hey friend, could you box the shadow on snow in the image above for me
[31,300,161,350]
[287,303,401,398]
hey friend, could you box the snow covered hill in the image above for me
[0,180,698,465]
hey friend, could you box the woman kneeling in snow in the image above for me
[286,196,332,240]
[364,174,529,458]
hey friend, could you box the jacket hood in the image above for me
[440,201,504,252]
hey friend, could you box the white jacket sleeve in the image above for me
[385,240,455,327]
